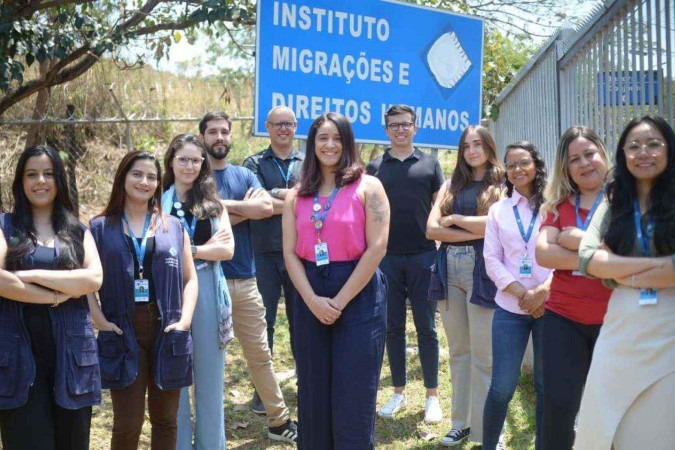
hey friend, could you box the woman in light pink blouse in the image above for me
[482,141,552,450]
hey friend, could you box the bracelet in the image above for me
[51,291,59,308]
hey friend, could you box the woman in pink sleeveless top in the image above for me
[282,112,390,449]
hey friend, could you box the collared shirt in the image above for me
[484,190,552,314]
[243,146,304,253]
[367,147,444,254]
[212,165,262,279]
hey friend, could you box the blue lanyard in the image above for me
[272,158,296,188]
[575,190,604,230]
[633,199,654,256]
[512,204,538,248]
[122,212,152,278]
[311,187,340,240]
[172,194,197,242]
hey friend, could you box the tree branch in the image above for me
[14,0,95,19]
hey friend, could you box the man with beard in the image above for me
[243,107,303,393]
[198,111,298,444]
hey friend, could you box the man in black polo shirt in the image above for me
[367,104,445,424]
[243,106,304,408]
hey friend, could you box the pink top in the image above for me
[295,176,367,262]
[484,190,553,314]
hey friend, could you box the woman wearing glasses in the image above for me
[88,150,198,450]
[0,145,102,450]
[162,135,234,450]
[535,127,612,450]
[427,125,504,448]
[575,115,675,450]
[282,112,389,448]
[482,142,551,450]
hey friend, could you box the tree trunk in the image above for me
[24,60,53,149]
[65,104,82,217]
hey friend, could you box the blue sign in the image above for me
[597,71,660,106]
[255,0,484,149]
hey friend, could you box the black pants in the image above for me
[541,309,601,450]
[0,305,92,450]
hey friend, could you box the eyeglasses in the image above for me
[268,121,297,130]
[624,139,666,156]
[505,158,534,172]
[175,156,205,167]
[386,122,415,131]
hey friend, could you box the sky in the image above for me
[147,0,603,77]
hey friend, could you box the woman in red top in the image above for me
[535,126,612,450]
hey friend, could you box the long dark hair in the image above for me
[97,151,164,229]
[504,141,547,211]
[5,145,84,270]
[604,115,675,256]
[298,113,364,196]
[163,134,223,220]
[441,125,505,215]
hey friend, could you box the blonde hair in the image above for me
[440,125,505,216]
[541,126,611,219]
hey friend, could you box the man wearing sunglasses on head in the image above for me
[367,104,445,424]
[243,106,304,405]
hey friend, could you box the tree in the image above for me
[0,0,256,118]
[412,0,596,38]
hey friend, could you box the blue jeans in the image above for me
[483,307,544,450]
[177,263,226,450]
[380,250,439,389]
[255,252,296,358]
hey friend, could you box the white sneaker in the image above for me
[424,396,443,423]
[378,393,406,418]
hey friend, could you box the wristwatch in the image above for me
[191,245,197,256]
[271,188,280,198]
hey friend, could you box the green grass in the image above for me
[85,299,536,449]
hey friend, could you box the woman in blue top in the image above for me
[87,150,198,450]
[161,134,234,450]
[0,145,103,450]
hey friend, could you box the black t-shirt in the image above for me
[169,206,211,246]
[367,148,444,254]
[449,179,483,247]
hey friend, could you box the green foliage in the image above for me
[0,0,256,116]
[483,32,533,120]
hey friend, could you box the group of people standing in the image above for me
[0,104,672,450]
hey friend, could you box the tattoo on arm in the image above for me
[368,189,388,223]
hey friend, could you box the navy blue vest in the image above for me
[0,213,101,410]
[90,214,193,390]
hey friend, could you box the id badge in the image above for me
[639,288,658,306]
[134,279,150,303]
[519,256,533,278]
[572,270,583,276]
[315,242,329,266]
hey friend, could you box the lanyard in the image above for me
[311,187,340,242]
[575,190,604,230]
[633,199,654,256]
[512,203,538,248]
[123,212,152,278]
[272,158,296,188]
[172,194,197,242]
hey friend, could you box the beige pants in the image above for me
[228,278,290,427]
[440,246,494,444]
